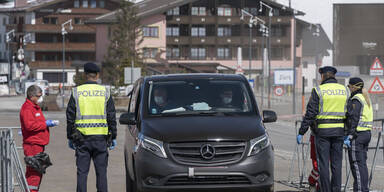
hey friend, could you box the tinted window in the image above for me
[147,79,253,116]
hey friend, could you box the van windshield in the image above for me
[147,79,254,116]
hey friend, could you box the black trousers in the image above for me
[348,131,371,192]
[315,136,343,192]
[76,138,109,192]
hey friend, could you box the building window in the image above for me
[218,27,231,37]
[218,7,232,16]
[91,0,97,8]
[99,0,105,8]
[43,72,67,83]
[74,0,80,8]
[166,27,179,36]
[82,0,88,8]
[50,17,57,24]
[74,18,82,24]
[43,17,57,24]
[191,48,206,59]
[166,47,180,59]
[0,35,2,43]
[167,7,179,15]
[191,7,206,16]
[244,7,258,16]
[143,48,158,58]
[191,27,205,37]
[2,17,6,26]
[43,17,49,24]
[271,47,283,59]
[217,48,231,59]
[143,27,158,37]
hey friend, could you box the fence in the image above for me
[279,119,384,191]
[0,127,30,192]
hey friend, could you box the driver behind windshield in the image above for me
[218,88,234,108]
[151,87,176,114]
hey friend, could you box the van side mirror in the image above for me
[119,112,136,125]
[263,110,277,123]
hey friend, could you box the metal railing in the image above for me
[279,119,384,191]
[0,127,30,192]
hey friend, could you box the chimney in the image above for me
[15,0,28,7]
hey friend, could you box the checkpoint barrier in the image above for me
[277,120,311,190]
[0,127,30,192]
[278,119,384,191]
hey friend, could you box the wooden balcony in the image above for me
[29,61,72,69]
[25,42,95,52]
[190,37,216,45]
[24,24,95,33]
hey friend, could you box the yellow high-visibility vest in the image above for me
[352,93,373,132]
[73,84,110,136]
[314,83,350,129]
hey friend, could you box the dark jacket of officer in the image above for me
[345,89,363,137]
[299,77,346,137]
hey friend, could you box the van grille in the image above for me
[165,175,251,186]
[168,141,246,165]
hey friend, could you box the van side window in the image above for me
[134,86,141,119]
[128,84,138,114]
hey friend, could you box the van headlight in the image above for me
[138,134,167,158]
[248,134,270,156]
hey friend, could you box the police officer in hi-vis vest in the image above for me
[66,62,117,192]
[297,66,350,192]
[344,77,373,192]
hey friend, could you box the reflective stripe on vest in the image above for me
[314,83,350,129]
[352,94,373,132]
[73,84,110,136]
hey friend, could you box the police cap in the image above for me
[318,66,337,74]
[84,62,100,73]
[349,77,364,88]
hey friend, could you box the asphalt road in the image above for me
[1,97,384,191]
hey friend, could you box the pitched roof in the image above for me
[0,0,65,12]
[86,0,304,24]
[297,19,332,57]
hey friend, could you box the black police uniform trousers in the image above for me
[348,131,371,192]
[76,137,108,192]
[315,135,344,192]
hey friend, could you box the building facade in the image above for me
[0,0,119,86]
[334,4,384,75]
[90,0,331,92]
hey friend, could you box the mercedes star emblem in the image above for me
[200,144,215,160]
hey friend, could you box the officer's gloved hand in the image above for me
[344,136,351,148]
[109,139,117,150]
[296,135,303,144]
[46,120,58,127]
[68,140,76,150]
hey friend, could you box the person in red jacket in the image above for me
[20,85,57,192]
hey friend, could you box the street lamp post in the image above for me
[259,24,269,108]
[312,24,320,86]
[259,1,273,109]
[6,30,15,88]
[61,19,73,108]
[240,9,265,81]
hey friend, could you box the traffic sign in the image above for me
[370,57,384,76]
[368,77,384,94]
[274,86,284,96]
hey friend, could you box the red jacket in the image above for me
[20,99,49,146]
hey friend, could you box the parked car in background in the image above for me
[120,74,277,192]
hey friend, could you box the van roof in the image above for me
[144,73,246,82]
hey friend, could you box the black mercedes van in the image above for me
[120,74,277,192]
